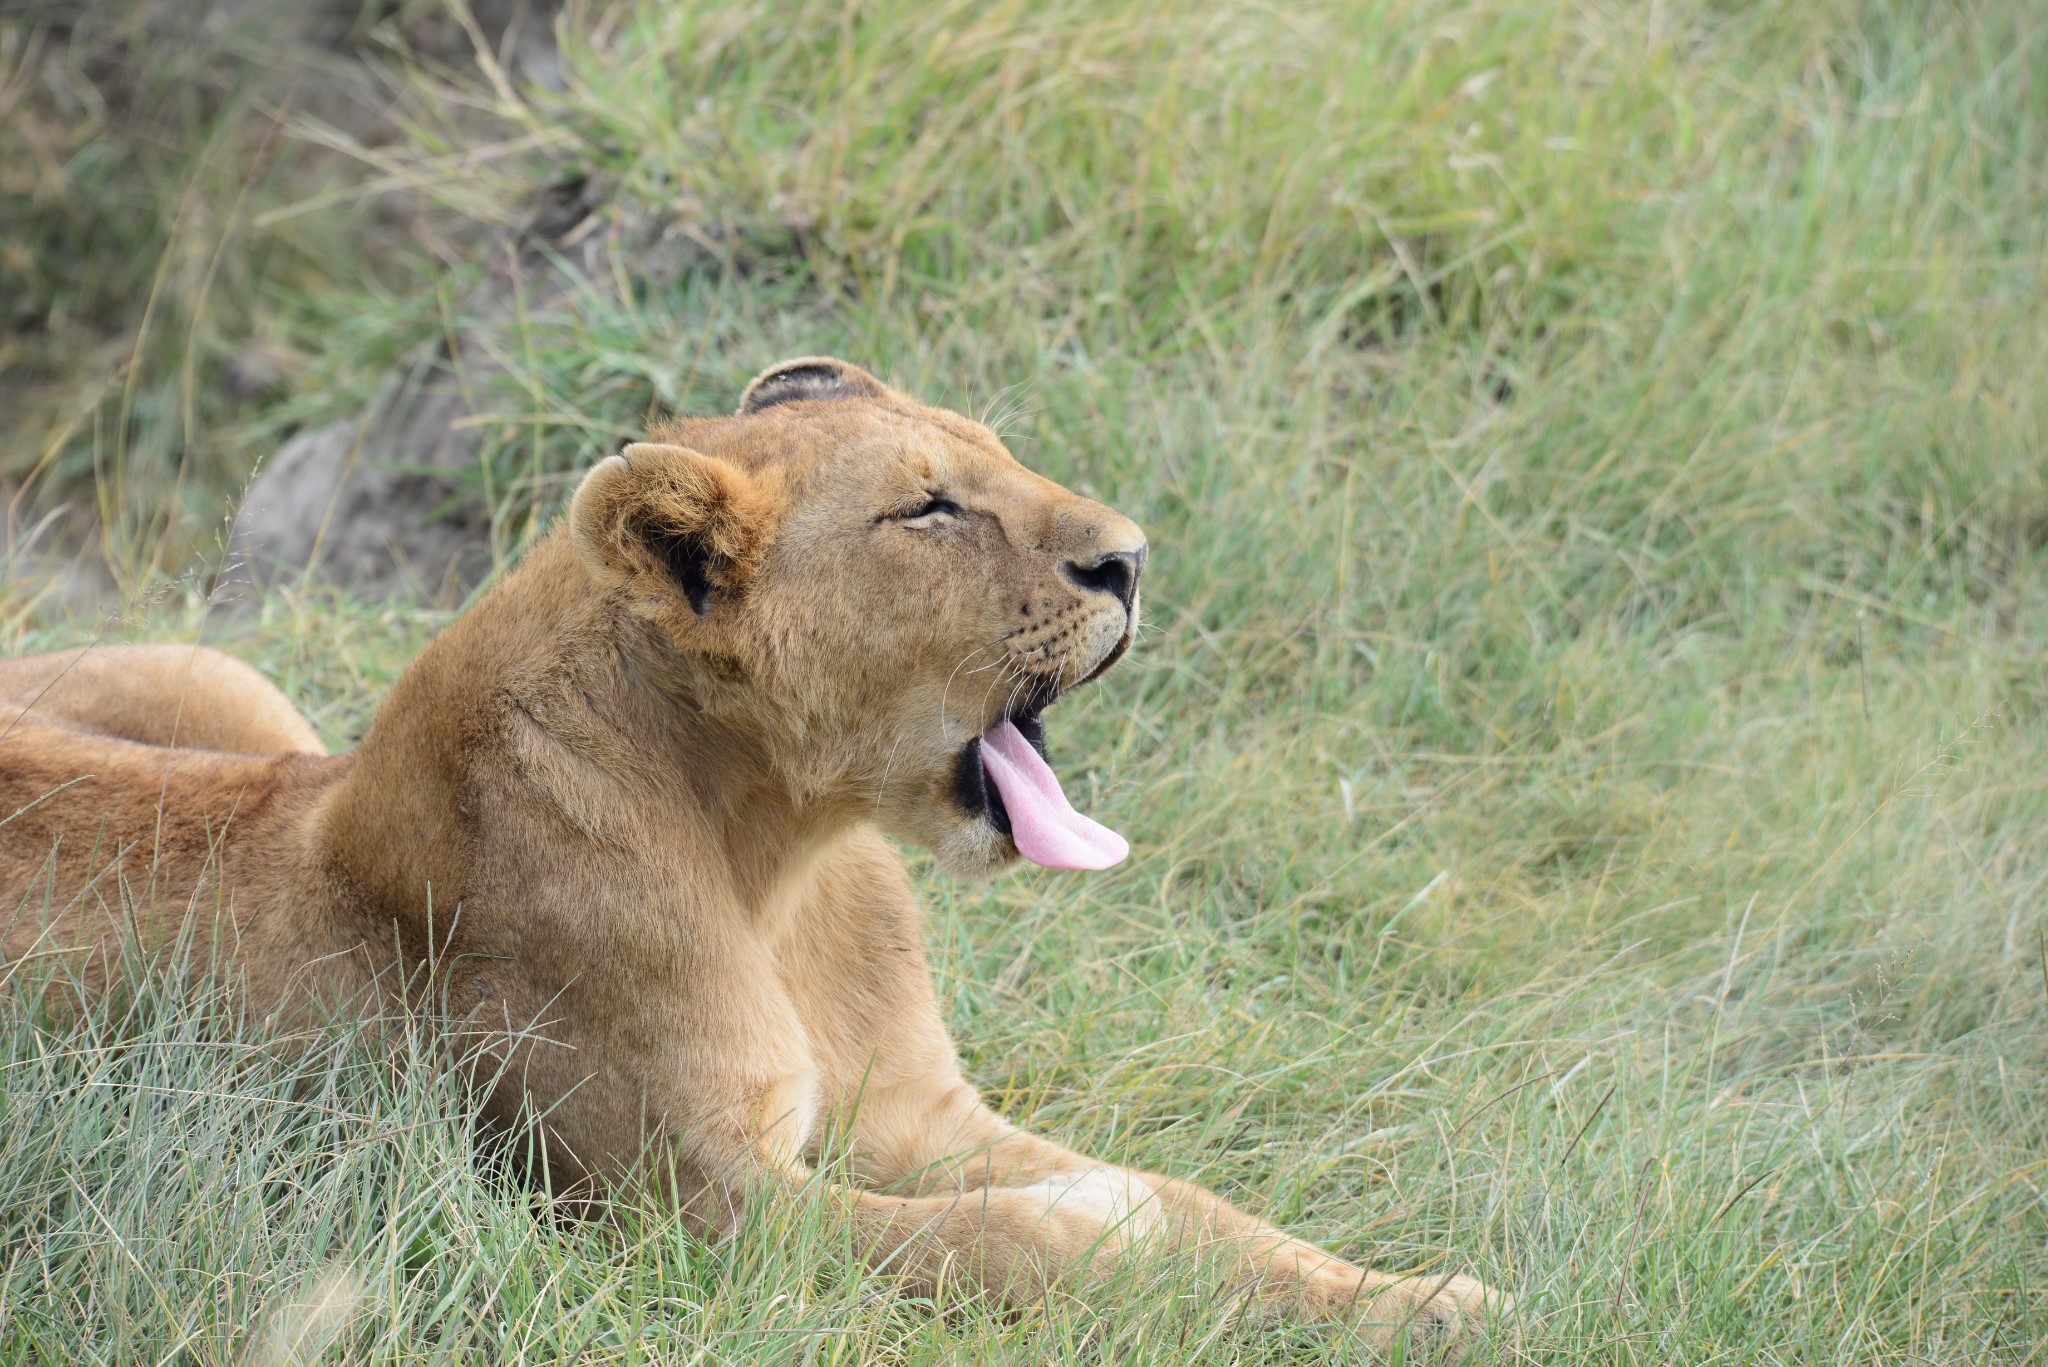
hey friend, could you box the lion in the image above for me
[0,358,1511,1356]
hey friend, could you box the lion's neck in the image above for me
[325,535,858,932]
[602,663,858,926]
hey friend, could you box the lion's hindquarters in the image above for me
[0,645,324,756]
[0,718,356,1023]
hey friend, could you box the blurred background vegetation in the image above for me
[2,1,2044,1361]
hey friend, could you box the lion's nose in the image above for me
[1064,543,1146,612]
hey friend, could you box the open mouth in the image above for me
[952,695,1129,871]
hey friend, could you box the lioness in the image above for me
[0,359,1509,1355]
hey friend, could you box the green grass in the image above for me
[4,0,2047,1360]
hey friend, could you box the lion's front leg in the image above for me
[851,1078,1512,1357]
[505,954,1171,1313]
[1150,1173,1510,1355]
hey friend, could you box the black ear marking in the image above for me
[649,526,715,615]
[739,356,888,414]
[745,363,845,411]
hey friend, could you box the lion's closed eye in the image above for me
[882,494,962,526]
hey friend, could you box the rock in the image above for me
[230,365,493,598]
[232,173,611,598]
[19,0,574,603]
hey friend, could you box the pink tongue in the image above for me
[979,720,1129,871]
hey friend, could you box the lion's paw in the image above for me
[1348,1272,1514,1363]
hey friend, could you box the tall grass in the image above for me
[3,0,2046,1361]
[0,0,489,588]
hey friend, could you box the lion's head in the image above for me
[567,357,1146,877]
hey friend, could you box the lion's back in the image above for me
[0,644,325,756]
[0,714,343,997]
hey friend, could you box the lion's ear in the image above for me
[569,444,780,616]
[738,356,890,414]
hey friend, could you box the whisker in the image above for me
[938,640,1005,737]
[870,731,909,818]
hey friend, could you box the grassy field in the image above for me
[4,0,2047,1361]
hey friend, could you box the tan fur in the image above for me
[0,360,1509,1356]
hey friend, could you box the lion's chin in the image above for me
[923,818,1023,880]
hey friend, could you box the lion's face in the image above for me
[569,358,1146,877]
